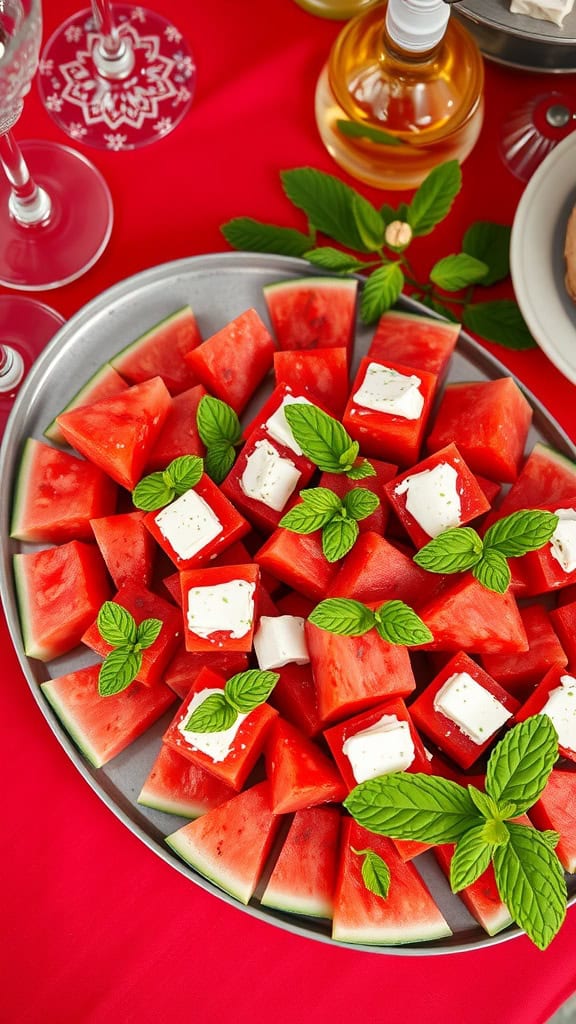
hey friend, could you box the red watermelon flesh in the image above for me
[332,820,452,944]
[90,511,156,591]
[138,743,236,818]
[43,363,129,445]
[165,781,283,905]
[264,277,358,364]
[261,805,341,918]
[144,384,207,472]
[41,664,177,768]
[367,308,459,380]
[111,306,203,395]
[434,844,513,936]
[529,766,576,873]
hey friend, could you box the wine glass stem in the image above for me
[0,132,51,226]
[91,0,135,78]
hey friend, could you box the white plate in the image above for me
[510,133,576,383]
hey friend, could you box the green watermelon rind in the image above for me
[260,884,333,920]
[332,916,453,946]
[10,438,37,541]
[43,362,126,444]
[110,306,195,375]
[165,830,255,905]
[137,786,206,820]
[40,679,106,769]
[13,553,53,662]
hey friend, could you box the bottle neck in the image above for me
[385,0,450,55]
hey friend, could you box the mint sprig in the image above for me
[351,848,391,900]
[283,403,374,479]
[132,455,204,511]
[221,163,534,348]
[183,669,279,733]
[344,716,567,950]
[196,395,243,484]
[308,597,433,646]
[413,509,559,593]
[279,485,379,563]
[97,601,162,696]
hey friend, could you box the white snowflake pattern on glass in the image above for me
[45,94,64,112]
[174,86,192,105]
[174,53,194,78]
[38,59,54,76]
[104,133,128,151]
[68,123,88,139]
[64,25,83,43]
[153,117,174,134]
[131,7,147,23]
[164,25,182,44]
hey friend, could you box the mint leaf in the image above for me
[132,472,174,511]
[407,160,462,237]
[485,715,559,816]
[373,599,433,646]
[300,487,343,516]
[322,515,359,563]
[467,785,506,821]
[339,442,360,469]
[280,502,337,535]
[539,830,561,851]
[304,247,366,273]
[493,824,567,950]
[281,168,370,252]
[197,395,242,447]
[342,487,379,521]
[308,597,375,636]
[351,848,391,900]
[472,548,511,593]
[225,669,279,713]
[413,526,483,574]
[345,773,482,844]
[463,300,536,351]
[205,441,236,484]
[336,120,403,146]
[98,648,142,696]
[136,618,162,649]
[463,222,511,286]
[283,404,357,473]
[346,459,376,480]
[97,602,137,647]
[360,262,404,324]
[450,824,494,892]
[351,193,385,251]
[221,217,312,257]
[184,692,237,733]
[430,253,489,291]
[483,509,559,558]
[165,455,204,495]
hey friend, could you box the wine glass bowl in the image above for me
[38,4,195,150]
[0,0,42,135]
[499,91,576,183]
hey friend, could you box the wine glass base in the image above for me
[0,297,65,433]
[0,140,113,290]
[499,91,575,183]
[38,5,195,150]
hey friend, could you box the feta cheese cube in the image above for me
[434,671,512,745]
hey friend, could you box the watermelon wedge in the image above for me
[529,766,576,873]
[165,781,283,904]
[43,363,129,444]
[261,806,341,918]
[332,820,452,945]
[264,277,357,363]
[41,664,177,768]
[367,308,460,380]
[434,845,513,936]
[137,743,235,818]
[111,306,203,395]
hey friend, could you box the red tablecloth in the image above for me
[3,3,576,1022]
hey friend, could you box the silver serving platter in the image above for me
[456,0,576,72]
[1,252,575,955]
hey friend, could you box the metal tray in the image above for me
[456,0,576,72]
[1,252,575,955]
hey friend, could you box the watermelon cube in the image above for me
[367,308,460,381]
[137,743,235,818]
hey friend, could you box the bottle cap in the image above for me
[386,0,450,52]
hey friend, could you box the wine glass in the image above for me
[499,90,576,183]
[0,0,113,291]
[0,298,65,435]
[37,2,195,150]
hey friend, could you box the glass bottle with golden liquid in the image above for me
[293,0,381,19]
[315,0,485,190]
